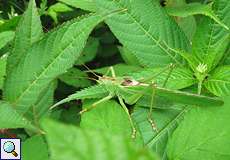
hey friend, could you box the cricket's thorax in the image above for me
[98,76,150,95]
[98,76,123,95]
[99,76,141,86]
[99,76,123,85]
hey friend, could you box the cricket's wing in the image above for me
[50,85,109,109]
[121,85,223,107]
[156,87,224,107]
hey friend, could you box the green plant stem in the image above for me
[198,81,203,95]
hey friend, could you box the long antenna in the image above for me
[81,63,101,79]
[6,75,97,84]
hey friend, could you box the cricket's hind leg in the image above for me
[148,83,159,132]
[118,96,137,139]
[79,95,113,114]
[147,63,175,131]
[148,114,158,132]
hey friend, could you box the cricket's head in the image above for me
[121,78,140,86]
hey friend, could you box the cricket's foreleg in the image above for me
[79,95,113,114]
[148,84,159,132]
[118,96,137,139]
[110,66,116,78]
[104,66,116,78]
[104,67,111,76]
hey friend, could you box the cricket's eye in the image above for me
[121,78,132,86]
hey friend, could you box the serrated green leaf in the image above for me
[58,0,96,12]
[118,46,141,66]
[192,0,230,71]
[166,0,187,6]
[0,55,7,89]
[167,97,230,160]
[22,135,49,160]
[205,66,230,96]
[165,0,197,41]
[81,100,132,137]
[4,13,103,114]
[0,16,21,32]
[51,85,109,109]
[0,31,15,50]
[48,3,73,13]
[133,104,187,159]
[47,2,73,23]
[223,44,230,64]
[0,101,37,131]
[166,47,200,72]
[59,67,91,88]
[39,0,48,15]
[177,16,197,41]
[6,0,43,73]
[95,0,190,67]
[42,119,158,160]
[25,81,56,123]
[165,2,229,30]
[75,37,99,65]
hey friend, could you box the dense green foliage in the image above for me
[0,0,229,160]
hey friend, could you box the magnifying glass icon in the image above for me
[3,141,18,157]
